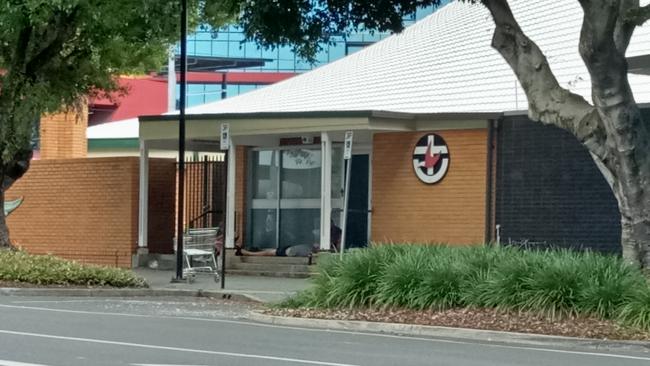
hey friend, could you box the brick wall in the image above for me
[372,130,488,244]
[39,104,88,159]
[6,157,176,267]
[495,117,621,253]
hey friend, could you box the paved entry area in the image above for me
[134,268,311,303]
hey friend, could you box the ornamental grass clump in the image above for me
[0,250,147,288]
[288,244,650,330]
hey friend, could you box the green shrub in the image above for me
[618,285,650,330]
[375,246,429,308]
[518,251,582,318]
[0,250,147,288]
[409,254,468,310]
[291,244,650,330]
[576,252,644,318]
[466,250,538,310]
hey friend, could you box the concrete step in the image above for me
[226,262,317,273]
[145,254,177,270]
[225,251,315,265]
[225,269,313,278]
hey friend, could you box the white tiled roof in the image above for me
[87,118,139,139]
[187,0,650,115]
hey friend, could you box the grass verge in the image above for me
[0,250,147,288]
[283,245,650,331]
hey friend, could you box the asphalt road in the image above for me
[0,295,649,366]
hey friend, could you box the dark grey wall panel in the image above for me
[495,116,621,254]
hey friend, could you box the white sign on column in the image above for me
[220,123,230,150]
[344,130,354,160]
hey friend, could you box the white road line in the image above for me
[1,303,649,361]
[0,361,50,366]
[0,330,359,366]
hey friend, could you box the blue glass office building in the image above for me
[181,4,445,107]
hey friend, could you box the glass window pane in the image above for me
[228,41,245,57]
[279,209,320,248]
[252,150,279,199]
[249,209,277,249]
[281,149,321,199]
[238,84,257,95]
[331,146,344,198]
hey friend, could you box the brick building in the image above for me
[9,1,650,268]
[137,0,650,261]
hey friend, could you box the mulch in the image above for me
[264,307,650,341]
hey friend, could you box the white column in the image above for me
[138,140,150,249]
[226,139,236,249]
[320,132,332,250]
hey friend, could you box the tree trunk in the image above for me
[0,150,33,249]
[610,151,650,268]
[620,209,650,268]
[481,0,650,267]
[0,189,10,248]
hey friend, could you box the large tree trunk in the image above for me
[0,189,9,248]
[611,150,650,267]
[482,0,650,267]
[0,149,33,248]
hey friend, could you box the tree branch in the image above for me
[626,3,650,25]
[482,0,607,158]
[25,8,80,80]
[614,0,636,54]
[0,149,32,192]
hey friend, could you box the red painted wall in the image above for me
[89,72,296,125]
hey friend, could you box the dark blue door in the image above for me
[345,154,369,248]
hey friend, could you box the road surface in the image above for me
[0,296,648,366]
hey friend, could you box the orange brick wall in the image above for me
[371,129,488,244]
[39,104,88,159]
[5,157,176,267]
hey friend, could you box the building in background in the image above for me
[75,4,445,158]
[179,4,441,107]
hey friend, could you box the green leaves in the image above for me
[232,0,448,61]
[0,0,231,165]
[285,245,650,330]
[0,249,148,287]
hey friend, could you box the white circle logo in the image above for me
[412,134,450,184]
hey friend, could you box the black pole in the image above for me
[175,0,188,281]
[221,73,227,100]
[220,149,228,289]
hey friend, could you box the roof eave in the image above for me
[139,110,502,123]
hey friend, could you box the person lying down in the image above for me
[234,221,342,257]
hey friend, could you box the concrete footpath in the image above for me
[0,268,311,303]
[135,268,311,303]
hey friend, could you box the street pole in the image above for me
[175,0,188,281]
[340,131,353,259]
[220,123,230,290]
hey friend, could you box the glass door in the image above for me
[248,147,329,250]
[249,150,279,249]
[278,149,322,250]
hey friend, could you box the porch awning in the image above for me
[138,110,502,143]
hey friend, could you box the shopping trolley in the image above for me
[174,227,221,283]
